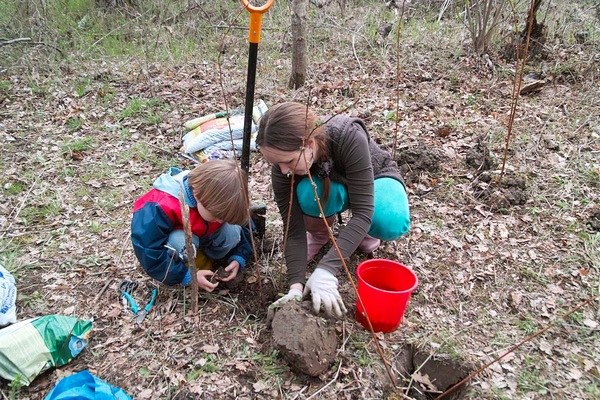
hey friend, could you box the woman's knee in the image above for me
[296,177,348,217]
[370,178,410,240]
[370,211,410,240]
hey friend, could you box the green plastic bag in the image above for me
[0,315,93,385]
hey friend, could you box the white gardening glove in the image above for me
[303,268,347,318]
[266,286,303,324]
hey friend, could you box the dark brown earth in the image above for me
[475,172,528,211]
[271,301,338,377]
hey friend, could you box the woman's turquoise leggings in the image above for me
[296,177,410,241]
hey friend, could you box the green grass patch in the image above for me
[4,181,25,196]
[88,221,101,234]
[0,79,11,93]
[117,97,166,124]
[21,202,61,224]
[75,78,92,97]
[186,355,220,382]
[62,137,94,154]
[517,369,549,395]
[0,239,23,275]
[517,318,537,335]
[66,116,84,131]
[252,350,289,377]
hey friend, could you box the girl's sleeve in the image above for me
[272,165,309,286]
[317,122,374,275]
[226,224,252,268]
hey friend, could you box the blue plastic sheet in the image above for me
[45,370,132,400]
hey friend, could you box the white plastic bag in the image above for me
[0,264,17,327]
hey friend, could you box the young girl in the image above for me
[257,102,410,318]
[131,160,252,292]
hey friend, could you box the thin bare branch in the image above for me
[392,0,406,159]
[179,191,199,315]
[500,0,537,179]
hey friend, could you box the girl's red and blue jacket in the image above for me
[131,167,251,285]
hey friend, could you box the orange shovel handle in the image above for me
[240,0,274,43]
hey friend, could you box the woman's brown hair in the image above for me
[188,160,249,225]
[256,102,331,203]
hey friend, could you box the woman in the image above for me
[258,102,410,318]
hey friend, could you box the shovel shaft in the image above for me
[241,42,258,173]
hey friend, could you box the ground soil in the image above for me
[271,301,338,377]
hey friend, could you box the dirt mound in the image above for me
[397,145,444,184]
[475,172,528,212]
[271,301,338,377]
[587,207,600,232]
[236,275,277,317]
[465,136,494,172]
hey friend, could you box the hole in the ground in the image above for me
[378,345,472,399]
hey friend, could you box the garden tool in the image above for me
[119,280,157,325]
[240,0,274,174]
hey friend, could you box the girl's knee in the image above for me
[296,178,318,216]
[371,212,410,240]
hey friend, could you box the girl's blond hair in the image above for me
[189,160,249,225]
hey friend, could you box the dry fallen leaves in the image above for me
[201,343,220,354]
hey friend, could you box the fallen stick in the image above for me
[178,191,199,315]
[94,279,113,303]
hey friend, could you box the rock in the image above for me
[271,302,338,377]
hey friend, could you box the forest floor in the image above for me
[0,1,599,399]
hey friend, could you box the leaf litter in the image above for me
[0,3,599,400]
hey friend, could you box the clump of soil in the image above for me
[397,145,444,184]
[465,136,494,172]
[475,172,528,212]
[587,207,600,232]
[376,345,471,400]
[271,301,338,377]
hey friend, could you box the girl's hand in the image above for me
[220,260,240,282]
[197,269,218,292]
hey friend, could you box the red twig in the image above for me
[301,149,398,390]
[179,191,199,315]
[435,295,599,400]
[499,0,537,180]
[391,0,406,160]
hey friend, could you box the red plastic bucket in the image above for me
[355,259,418,333]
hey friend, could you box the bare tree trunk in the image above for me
[289,0,308,89]
[519,0,544,57]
